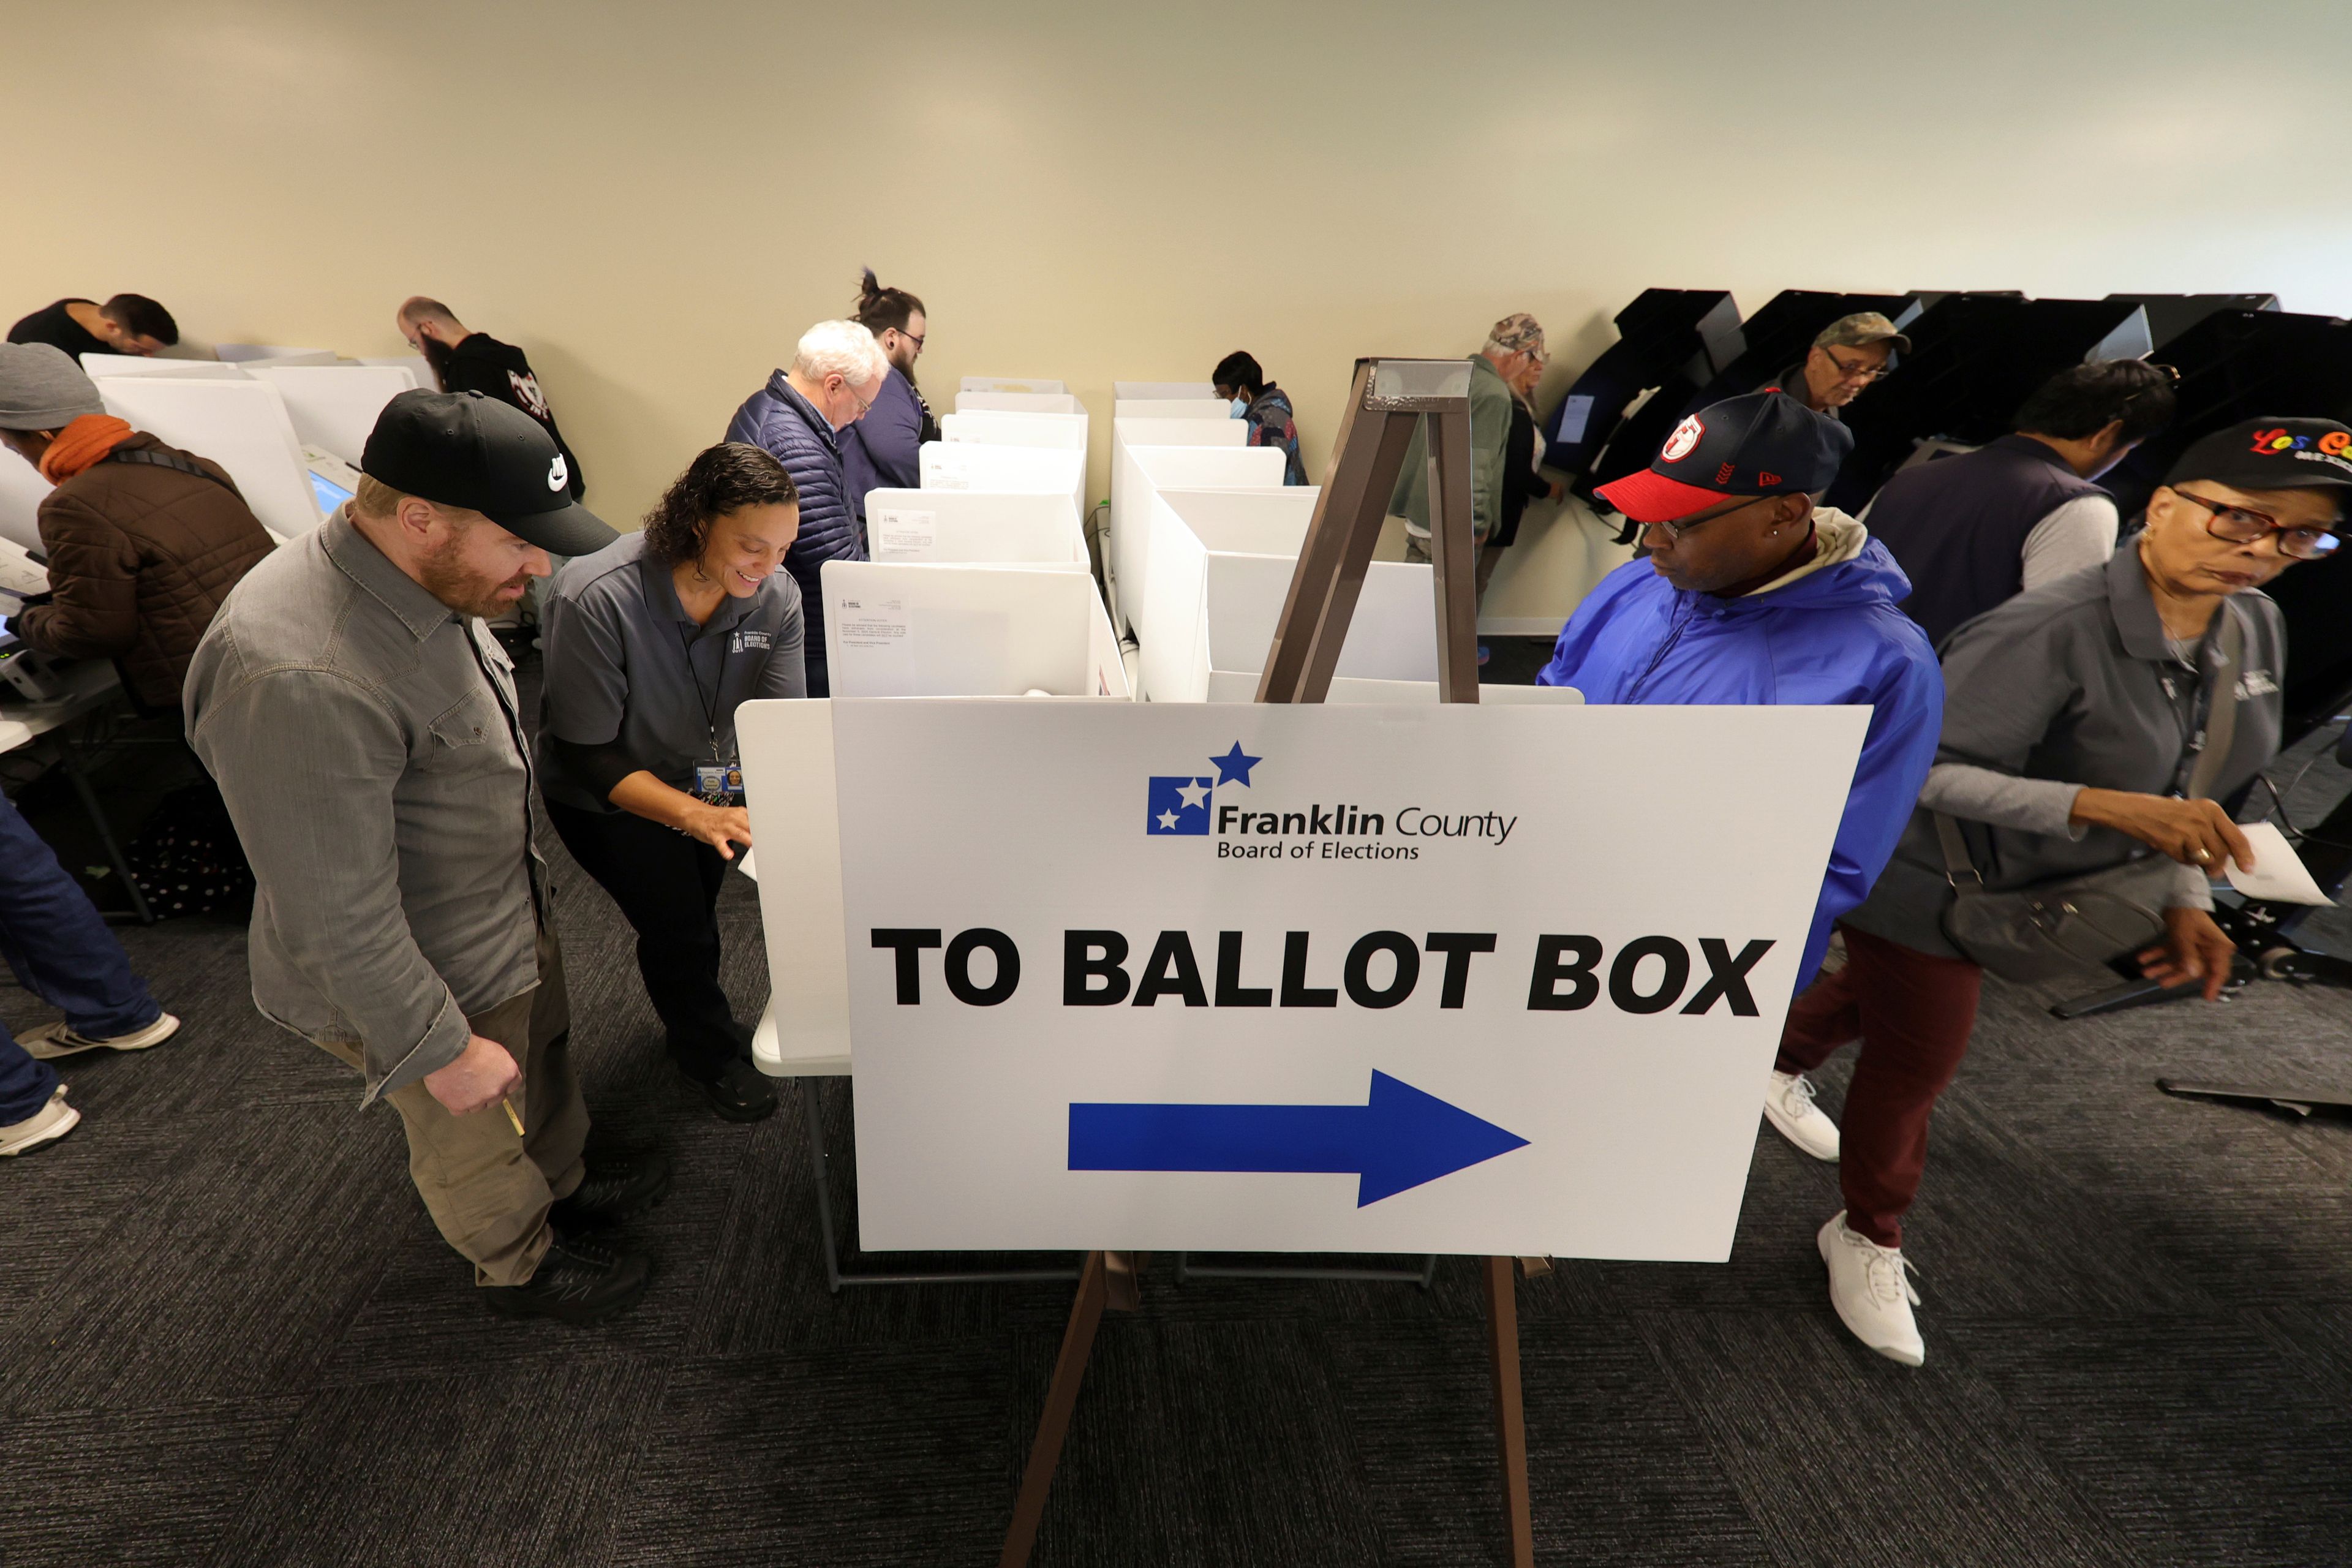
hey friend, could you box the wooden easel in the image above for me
[1001,359,1533,1567]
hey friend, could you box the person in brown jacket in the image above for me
[0,344,276,711]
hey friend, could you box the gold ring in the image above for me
[2194,848,2212,862]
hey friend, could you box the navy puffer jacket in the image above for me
[725,372,861,654]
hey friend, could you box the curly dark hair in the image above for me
[641,443,799,564]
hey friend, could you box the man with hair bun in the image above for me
[724,318,889,696]
[842,268,937,521]
[537,442,805,1123]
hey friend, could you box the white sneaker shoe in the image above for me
[0,1086,81,1157]
[18,1011,180,1060]
[1763,1071,1841,1161]
[1819,1212,1924,1366]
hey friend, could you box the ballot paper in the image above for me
[735,850,756,881]
[872,509,935,559]
[2226,821,2334,905]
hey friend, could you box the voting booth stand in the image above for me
[741,360,1863,1566]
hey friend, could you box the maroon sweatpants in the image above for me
[1776,924,1983,1249]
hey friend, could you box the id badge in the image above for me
[694,763,744,804]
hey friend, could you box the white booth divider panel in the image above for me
[214,344,332,363]
[940,410,1088,450]
[959,376,1067,395]
[1105,420,1251,631]
[862,488,1084,565]
[246,366,416,467]
[0,448,50,552]
[355,356,431,390]
[737,698,851,1073]
[1086,578,1131,699]
[95,377,321,538]
[1110,443,1285,640]
[954,391,1078,415]
[1156,486,1319,556]
[1204,672,1584,704]
[1112,399,1232,421]
[919,440,1085,523]
[821,560,1096,698]
[80,354,249,380]
[1134,488,1320,703]
[1114,381,1217,401]
[230,352,340,369]
[1204,555,1438,686]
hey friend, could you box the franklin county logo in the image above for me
[1147,741,1259,835]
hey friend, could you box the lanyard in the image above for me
[677,619,725,764]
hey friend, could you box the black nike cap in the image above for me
[361,389,616,556]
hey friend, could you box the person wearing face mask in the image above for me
[1212,352,1306,486]
[1765,418,2351,1368]
[1861,359,2178,646]
[537,443,805,1124]
[395,298,586,501]
[723,318,889,697]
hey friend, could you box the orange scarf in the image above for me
[37,414,136,482]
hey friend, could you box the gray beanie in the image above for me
[0,342,107,431]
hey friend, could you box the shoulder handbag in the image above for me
[1934,606,2243,1000]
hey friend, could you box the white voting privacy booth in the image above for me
[1113,399,1230,421]
[955,391,1079,416]
[941,410,1088,451]
[1110,439,1282,640]
[862,488,1085,566]
[244,365,415,467]
[0,449,49,552]
[1114,381,1218,401]
[78,354,251,380]
[94,377,320,538]
[919,440,1087,530]
[820,560,1129,701]
[739,699,1866,1257]
[960,376,1067,396]
[1141,491,1442,703]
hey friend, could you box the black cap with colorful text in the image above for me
[2164,418,2352,506]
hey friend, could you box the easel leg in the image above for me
[1001,1250,1112,1568]
[1482,1255,1535,1567]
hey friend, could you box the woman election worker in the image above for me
[1767,417,2352,1368]
[538,443,805,1123]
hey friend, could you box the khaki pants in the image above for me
[318,932,590,1286]
[1403,530,1493,609]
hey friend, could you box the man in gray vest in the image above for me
[187,390,666,1322]
[1863,360,2178,646]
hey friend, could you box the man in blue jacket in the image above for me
[724,320,890,697]
[1537,388,1942,1006]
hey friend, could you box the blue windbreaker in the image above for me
[1535,519,1943,988]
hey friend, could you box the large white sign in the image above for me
[831,700,1867,1259]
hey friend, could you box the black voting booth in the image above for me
[1684,289,1921,407]
[1539,289,1741,502]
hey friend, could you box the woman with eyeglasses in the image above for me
[1766,418,2352,1370]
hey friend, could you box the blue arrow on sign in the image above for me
[1068,1071,1531,1207]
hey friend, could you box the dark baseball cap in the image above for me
[2164,418,2352,507]
[1596,390,1855,523]
[360,389,616,555]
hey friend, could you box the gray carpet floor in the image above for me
[4,652,2351,1567]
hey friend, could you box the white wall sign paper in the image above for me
[829,700,1866,1259]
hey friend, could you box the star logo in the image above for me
[1177,779,1210,810]
[1210,742,1262,788]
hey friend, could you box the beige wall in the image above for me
[9,0,2350,550]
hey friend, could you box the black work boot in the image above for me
[482,1233,654,1324]
[690,1058,778,1123]
[550,1147,671,1233]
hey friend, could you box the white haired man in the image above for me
[723,320,889,696]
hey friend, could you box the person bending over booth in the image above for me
[9,295,178,361]
[396,296,586,501]
[1866,358,2178,647]
[187,390,665,1324]
[1770,312,1908,420]
[1213,352,1306,486]
[1769,418,2351,1367]
[0,345,275,714]
[841,269,937,518]
[537,443,805,1124]
[1535,389,1943,987]
[724,318,888,698]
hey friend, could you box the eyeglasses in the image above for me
[842,379,878,418]
[2169,486,2341,560]
[891,326,925,351]
[1818,347,1890,383]
[1645,495,1765,541]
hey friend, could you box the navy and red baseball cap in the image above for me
[1596,390,1855,524]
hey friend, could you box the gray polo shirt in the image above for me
[1844,542,2286,957]
[184,507,544,1103]
[535,531,807,812]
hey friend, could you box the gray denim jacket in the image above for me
[184,508,544,1102]
[1844,542,2285,957]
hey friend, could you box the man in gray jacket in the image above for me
[187,390,665,1322]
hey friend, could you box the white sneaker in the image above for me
[0,1086,81,1157]
[17,1011,180,1060]
[1818,1212,1924,1366]
[1763,1071,1841,1161]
